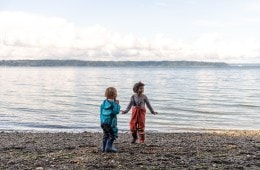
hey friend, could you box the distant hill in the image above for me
[0,60,229,67]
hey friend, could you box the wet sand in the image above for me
[0,130,259,169]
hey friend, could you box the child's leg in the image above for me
[102,132,109,152]
[105,131,117,152]
[101,124,117,152]
[138,109,146,143]
[101,124,110,152]
[130,128,138,143]
[130,107,139,143]
[138,129,145,143]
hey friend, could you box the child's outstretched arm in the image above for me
[121,96,134,114]
[144,95,158,115]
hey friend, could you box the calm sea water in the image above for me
[0,66,260,132]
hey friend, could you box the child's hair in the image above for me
[105,87,117,99]
[133,81,145,93]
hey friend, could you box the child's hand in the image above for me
[152,111,158,115]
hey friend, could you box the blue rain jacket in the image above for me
[100,99,120,136]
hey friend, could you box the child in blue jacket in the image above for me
[100,87,121,152]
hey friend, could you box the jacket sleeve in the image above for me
[112,102,121,115]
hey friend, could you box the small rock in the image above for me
[36,167,44,170]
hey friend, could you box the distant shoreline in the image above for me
[0,60,230,67]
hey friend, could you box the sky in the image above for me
[0,0,260,63]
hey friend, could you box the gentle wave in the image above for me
[0,67,260,132]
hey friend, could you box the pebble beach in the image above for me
[0,130,259,169]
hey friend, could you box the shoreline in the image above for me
[0,130,259,169]
[1,128,259,133]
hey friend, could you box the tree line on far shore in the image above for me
[0,60,229,67]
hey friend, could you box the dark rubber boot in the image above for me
[101,138,108,152]
[131,132,138,144]
[105,138,117,153]
[139,134,145,144]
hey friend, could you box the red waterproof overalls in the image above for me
[130,106,146,143]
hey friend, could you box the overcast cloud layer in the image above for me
[0,11,259,63]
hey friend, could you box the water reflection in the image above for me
[0,67,260,132]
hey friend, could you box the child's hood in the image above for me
[102,99,114,109]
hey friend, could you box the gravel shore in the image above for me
[0,130,259,169]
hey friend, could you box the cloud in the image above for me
[193,32,260,63]
[154,2,167,7]
[192,19,220,27]
[244,1,260,12]
[0,11,259,63]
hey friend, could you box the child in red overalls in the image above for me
[122,82,158,144]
